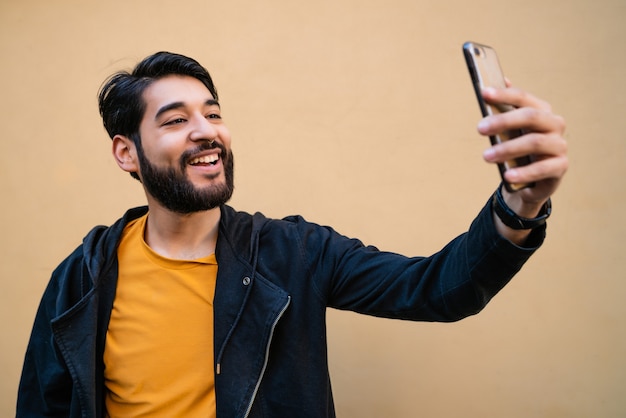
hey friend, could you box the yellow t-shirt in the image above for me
[104,214,217,418]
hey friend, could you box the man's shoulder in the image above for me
[53,207,149,282]
[220,205,325,233]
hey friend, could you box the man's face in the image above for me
[134,75,234,214]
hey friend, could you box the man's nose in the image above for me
[189,115,218,142]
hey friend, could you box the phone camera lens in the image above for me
[474,47,481,56]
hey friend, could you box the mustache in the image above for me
[179,141,228,168]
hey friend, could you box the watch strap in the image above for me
[492,185,551,230]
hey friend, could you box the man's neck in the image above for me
[143,203,221,261]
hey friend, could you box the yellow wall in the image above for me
[2,0,624,416]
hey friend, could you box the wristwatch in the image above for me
[492,185,551,230]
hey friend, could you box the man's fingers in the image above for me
[478,107,566,136]
[483,132,568,162]
[503,154,569,185]
[482,86,552,112]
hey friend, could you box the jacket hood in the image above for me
[217,205,270,274]
[80,205,270,288]
[81,206,149,287]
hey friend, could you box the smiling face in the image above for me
[125,75,234,214]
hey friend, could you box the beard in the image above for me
[136,140,235,214]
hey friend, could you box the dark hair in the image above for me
[98,51,218,142]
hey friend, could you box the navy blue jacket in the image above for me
[17,202,544,417]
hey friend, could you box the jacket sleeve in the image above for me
[298,198,545,322]
[16,250,85,417]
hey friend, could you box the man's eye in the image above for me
[164,118,186,126]
[207,113,222,120]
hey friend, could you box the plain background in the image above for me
[1,0,624,416]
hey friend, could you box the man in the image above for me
[17,51,568,417]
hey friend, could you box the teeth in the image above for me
[190,154,219,165]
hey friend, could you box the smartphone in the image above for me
[463,41,534,192]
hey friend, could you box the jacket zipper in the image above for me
[243,296,291,418]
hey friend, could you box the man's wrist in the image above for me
[492,185,551,230]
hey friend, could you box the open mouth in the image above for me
[189,154,220,166]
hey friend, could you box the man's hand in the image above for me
[478,84,569,244]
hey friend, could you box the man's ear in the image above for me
[112,134,140,175]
